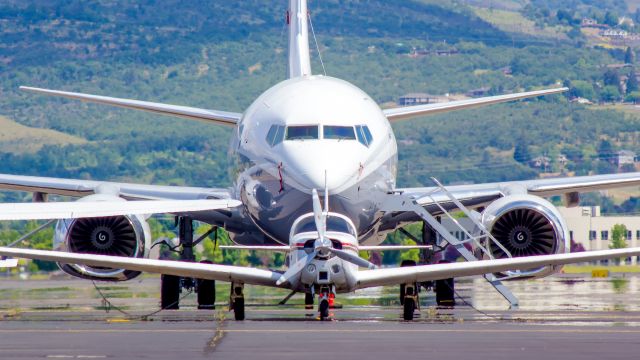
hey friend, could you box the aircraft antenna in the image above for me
[308,9,327,76]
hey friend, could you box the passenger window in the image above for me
[355,125,373,147]
[324,126,355,140]
[286,126,319,140]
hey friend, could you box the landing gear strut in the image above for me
[230,283,245,320]
[159,217,217,310]
[305,292,314,309]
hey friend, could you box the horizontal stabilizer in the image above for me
[0,199,241,221]
[20,86,241,127]
[384,87,568,122]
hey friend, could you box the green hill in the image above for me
[0,0,637,194]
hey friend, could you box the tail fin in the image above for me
[288,0,312,78]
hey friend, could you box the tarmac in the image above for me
[1,273,640,359]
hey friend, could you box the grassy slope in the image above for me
[0,116,86,154]
[472,7,570,39]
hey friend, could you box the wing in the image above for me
[20,86,241,127]
[383,87,567,121]
[0,173,231,201]
[0,199,240,221]
[356,247,640,289]
[0,247,282,288]
[400,172,640,208]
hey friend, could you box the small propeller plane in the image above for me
[2,0,640,321]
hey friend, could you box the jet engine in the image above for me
[478,194,569,279]
[53,194,151,281]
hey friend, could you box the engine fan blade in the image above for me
[276,251,317,286]
[328,248,377,269]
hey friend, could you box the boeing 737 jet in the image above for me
[2,0,640,320]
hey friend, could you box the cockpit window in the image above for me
[286,125,319,140]
[323,126,356,140]
[292,215,356,237]
[355,125,373,147]
[266,125,285,147]
[326,217,356,236]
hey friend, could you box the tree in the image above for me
[597,139,615,162]
[600,85,621,102]
[625,47,635,64]
[569,80,596,100]
[625,91,640,103]
[604,11,619,27]
[513,141,530,163]
[610,224,628,265]
[626,72,639,94]
[603,69,620,87]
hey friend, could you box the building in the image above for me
[559,206,640,264]
[581,18,599,27]
[529,156,551,170]
[397,93,446,106]
[466,87,491,97]
[616,150,636,168]
[601,29,629,39]
[436,206,640,265]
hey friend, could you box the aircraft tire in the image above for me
[403,297,415,321]
[196,261,216,310]
[161,274,180,310]
[234,297,245,320]
[399,260,417,305]
[319,299,330,320]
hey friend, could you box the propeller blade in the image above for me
[329,248,377,269]
[312,189,326,242]
[276,251,316,286]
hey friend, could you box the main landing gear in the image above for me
[399,259,418,321]
[230,283,245,320]
[158,217,217,311]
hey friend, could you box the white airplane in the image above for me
[2,0,640,321]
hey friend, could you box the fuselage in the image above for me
[229,75,398,245]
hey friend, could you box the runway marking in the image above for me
[46,356,106,359]
[4,328,640,335]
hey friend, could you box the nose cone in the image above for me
[282,142,364,193]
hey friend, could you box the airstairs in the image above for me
[383,177,519,308]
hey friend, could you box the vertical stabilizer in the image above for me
[288,0,312,78]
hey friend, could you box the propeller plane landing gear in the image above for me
[317,285,333,320]
[402,282,418,321]
[305,292,314,310]
[230,283,245,320]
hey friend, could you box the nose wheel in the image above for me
[316,285,334,320]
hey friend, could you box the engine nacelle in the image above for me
[53,194,151,281]
[479,194,569,279]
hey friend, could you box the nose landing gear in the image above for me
[316,285,334,320]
